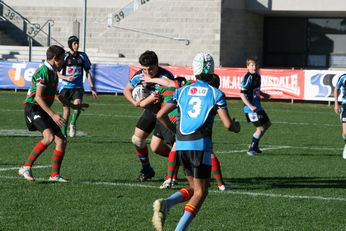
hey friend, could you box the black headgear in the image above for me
[68,35,79,50]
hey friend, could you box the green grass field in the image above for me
[0,91,345,231]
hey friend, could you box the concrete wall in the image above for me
[220,0,264,67]
[3,0,222,67]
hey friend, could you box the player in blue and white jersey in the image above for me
[58,35,97,137]
[123,50,175,182]
[152,52,240,231]
[240,57,271,156]
[334,73,346,159]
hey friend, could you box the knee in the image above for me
[132,135,146,149]
[42,133,55,145]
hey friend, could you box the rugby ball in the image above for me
[132,84,150,101]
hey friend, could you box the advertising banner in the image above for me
[304,70,346,101]
[0,61,129,93]
[130,65,305,99]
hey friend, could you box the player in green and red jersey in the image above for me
[140,74,230,191]
[19,45,88,182]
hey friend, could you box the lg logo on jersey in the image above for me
[188,87,208,96]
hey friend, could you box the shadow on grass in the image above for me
[222,176,346,189]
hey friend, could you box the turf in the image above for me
[0,91,345,230]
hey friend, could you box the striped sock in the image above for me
[24,141,47,167]
[166,151,178,180]
[166,188,193,210]
[135,146,151,171]
[175,204,198,231]
[51,149,65,177]
[211,154,225,187]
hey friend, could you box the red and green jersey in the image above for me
[157,77,195,124]
[24,62,58,107]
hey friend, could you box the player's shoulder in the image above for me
[157,67,174,79]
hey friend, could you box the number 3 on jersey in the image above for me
[188,97,202,118]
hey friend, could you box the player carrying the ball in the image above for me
[19,45,89,182]
[123,50,175,182]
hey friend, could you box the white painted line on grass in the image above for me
[0,165,50,172]
[0,175,345,202]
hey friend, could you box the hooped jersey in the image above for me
[129,66,174,94]
[240,72,263,113]
[335,74,346,105]
[25,61,58,107]
[60,51,92,89]
[173,80,227,151]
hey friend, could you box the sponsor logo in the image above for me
[66,67,75,75]
[261,74,301,96]
[33,115,41,120]
[8,63,38,87]
[188,87,208,96]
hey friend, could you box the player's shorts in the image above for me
[245,110,270,127]
[176,150,211,179]
[136,109,157,134]
[24,103,61,134]
[153,121,175,146]
[59,88,84,102]
[340,104,346,123]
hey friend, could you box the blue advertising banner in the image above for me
[0,61,129,93]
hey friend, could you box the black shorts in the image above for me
[24,103,61,134]
[245,110,270,127]
[136,109,157,134]
[59,88,84,102]
[176,150,211,179]
[153,121,175,146]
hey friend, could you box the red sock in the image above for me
[211,154,225,187]
[24,141,47,167]
[51,149,65,177]
[135,146,150,166]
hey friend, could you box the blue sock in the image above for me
[175,211,194,231]
[165,191,185,210]
[250,134,260,149]
[143,164,152,172]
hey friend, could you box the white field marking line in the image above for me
[1,175,345,202]
[216,145,340,154]
[0,165,50,172]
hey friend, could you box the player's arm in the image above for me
[156,102,176,132]
[123,84,142,107]
[217,107,240,133]
[260,91,270,100]
[239,92,257,112]
[86,71,97,98]
[141,75,175,87]
[334,87,340,115]
[35,85,65,127]
[57,72,74,82]
[139,93,160,108]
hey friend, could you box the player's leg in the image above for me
[59,89,71,137]
[133,109,157,181]
[19,105,54,181]
[161,143,179,189]
[175,153,210,231]
[69,89,83,137]
[211,153,230,191]
[247,110,270,155]
[342,121,346,159]
[150,136,170,157]
[49,131,68,182]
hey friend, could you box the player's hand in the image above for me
[229,118,240,133]
[262,93,270,100]
[66,76,75,82]
[52,113,66,128]
[334,105,340,115]
[141,74,153,83]
[250,106,257,112]
[91,90,98,99]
